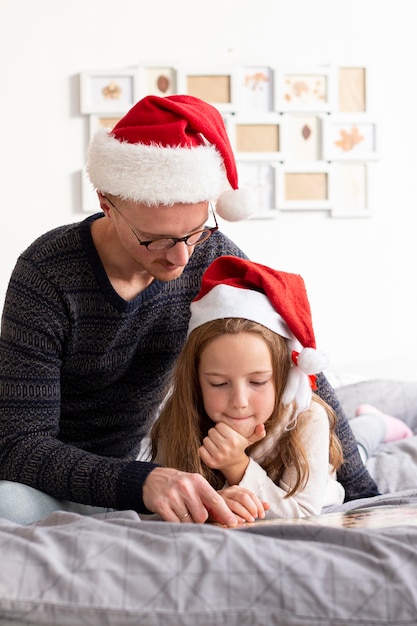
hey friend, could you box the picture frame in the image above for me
[276,162,332,211]
[280,113,323,161]
[80,69,139,114]
[321,115,379,161]
[275,65,336,113]
[337,66,368,113]
[235,65,274,112]
[228,113,283,161]
[81,168,98,213]
[236,160,279,216]
[78,62,375,219]
[138,66,177,97]
[176,67,237,112]
[329,162,372,218]
[88,113,125,140]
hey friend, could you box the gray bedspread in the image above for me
[337,378,417,494]
[1,489,417,626]
[1,379,417,626]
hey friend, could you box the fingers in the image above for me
[176,510,191,523]
[167,507,196,524]
[204,422,266,452]
[247,423,267,445]
[202,489,241,527]
[199,432,231,469]
[142,467,239,527]
[143,467,206,523]
[223,498,257,523]
[219,485,267,522]
[198,442,221,469]
[199,423,248,469]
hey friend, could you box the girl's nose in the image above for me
[231,385,249,409]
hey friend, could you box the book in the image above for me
[233,503,417,530]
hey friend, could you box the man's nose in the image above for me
[165,241,190,266]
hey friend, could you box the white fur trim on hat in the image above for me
[87,128,230,206]
[188,284,294,338]
[216,188,257,221]
[281,366,312,412]
[297,347,329,375]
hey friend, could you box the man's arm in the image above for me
[315,372,380,501]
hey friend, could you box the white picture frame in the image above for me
[280,113,323,161]
[235,65,275,113]
[275,65,336,113]
[228,113,283,161]
[276,162,333,211]
[80,69,139,114]
[88,113,125,140]
[176,67,237,113]
[138,66,177,97]
[329,162,372,218]
[322,114,379,161]
[236,160,279,217]
[81,169,98,213]
[337,65,370,113]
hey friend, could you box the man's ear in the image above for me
[97,191,111,216]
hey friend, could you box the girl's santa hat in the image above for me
[87,94,255,221]
[188,256,329,414]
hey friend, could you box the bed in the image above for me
[1,378,417,626]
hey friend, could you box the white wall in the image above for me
[1,0,416,381]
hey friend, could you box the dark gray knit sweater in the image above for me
[0,213,378,513]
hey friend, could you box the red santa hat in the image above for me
[189,256,329,414]
[87,94,255,221]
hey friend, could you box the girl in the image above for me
[150,255,345,521]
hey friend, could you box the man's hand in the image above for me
[142,466,240,526]
[199,422,266,484]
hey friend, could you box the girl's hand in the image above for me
[216,485,270,523]
[199,422,266,484]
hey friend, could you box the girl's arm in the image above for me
[240,403,345,518]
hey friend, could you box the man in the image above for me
[0,95,378,525]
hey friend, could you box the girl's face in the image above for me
[198,331,276,438]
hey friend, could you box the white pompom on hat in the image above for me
[87,94,256,221]
[188,256,329,414]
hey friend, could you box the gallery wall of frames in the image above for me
[79,64,378,218]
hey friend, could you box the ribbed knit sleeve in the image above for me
[315,372,380,501]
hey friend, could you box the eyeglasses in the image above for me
[103,196,219,251]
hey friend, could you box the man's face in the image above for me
[105,197,211,282]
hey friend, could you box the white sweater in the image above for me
[240,401,345,519]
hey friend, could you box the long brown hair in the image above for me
[150,318,343,496]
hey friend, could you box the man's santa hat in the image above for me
[188,256,329,414]
[87,94,255,221]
